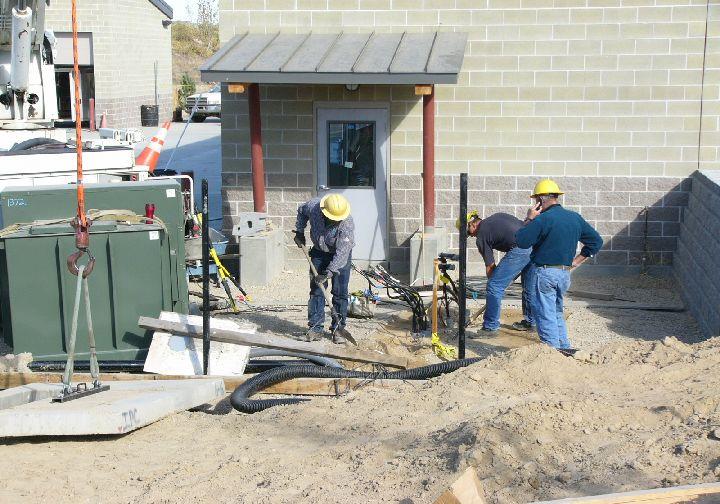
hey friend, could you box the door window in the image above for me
[327,121,375,188]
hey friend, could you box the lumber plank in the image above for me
[532,481,720,504]
[434,467,487,504]
[138,316,410,369]
[0,372,422,396]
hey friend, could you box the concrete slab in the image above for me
[143,311,251,376]
[0,379,224,437]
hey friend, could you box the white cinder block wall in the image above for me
[219,0,720,273]
[46,0,173,128]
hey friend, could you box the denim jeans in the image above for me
[308,248,351,331]
[529,264,572,349]
[483,247,534,331]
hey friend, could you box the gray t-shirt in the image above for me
[475,212,523,266]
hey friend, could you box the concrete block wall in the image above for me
[674,170,720,337]
[390,173,690,272]
[45,0,173,128]
[219,0,720,272]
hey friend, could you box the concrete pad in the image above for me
[0,379,224,437]
[0,383,63,411]
[143,311,251,376]
[410,227,449,285]
[238,228,285,286]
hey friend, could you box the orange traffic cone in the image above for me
[99,113,107,129]
[136,121,171,173]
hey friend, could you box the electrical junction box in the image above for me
[0,180,189,359]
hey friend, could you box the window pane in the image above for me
[327,121,375,188]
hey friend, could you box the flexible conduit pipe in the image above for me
[231,357,482,414]
[249,348,342,368]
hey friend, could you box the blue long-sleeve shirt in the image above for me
[295,197,355,274]
[515,204,603,266]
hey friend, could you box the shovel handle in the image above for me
[300,244,338,318]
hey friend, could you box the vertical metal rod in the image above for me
[422,86,435,233]
[201,179,210,375]
[248,83,267,213]
[458,173,468,360]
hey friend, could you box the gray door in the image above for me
[316,107,388,262]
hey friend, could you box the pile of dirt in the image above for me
[2,337,719,503]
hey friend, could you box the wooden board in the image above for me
[0,372,423,397]
[138,316,410,369]
[434,467,487,504]
[532,481,720,504]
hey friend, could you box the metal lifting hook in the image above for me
[67,217,95,277]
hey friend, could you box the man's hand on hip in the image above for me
[571,254,587,269]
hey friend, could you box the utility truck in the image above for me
[0,0,148,187]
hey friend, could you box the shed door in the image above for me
[316,108,388,262]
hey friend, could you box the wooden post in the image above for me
[422,85,435,233]
[248,83,266,213]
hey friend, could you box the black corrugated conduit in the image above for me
[249,348,342,368]
[230,357,482,414]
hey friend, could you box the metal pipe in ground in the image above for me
[458,173,468,359]
[248,83,266,213]
[422,86,435,233]
[201,179,210,375]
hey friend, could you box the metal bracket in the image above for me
[53,382,110,403]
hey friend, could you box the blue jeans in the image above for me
[483,247,534,331]
[529,264,572,349]
[308,248,351,331]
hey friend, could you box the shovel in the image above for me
[300,243,357,346]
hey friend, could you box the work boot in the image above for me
[470,327,498,339]
[331,329,348,345]
[511,319,535,332]
[304,327,324,342]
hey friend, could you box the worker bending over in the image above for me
[294,194,355,342]
[516,180,603,349]
[460,211,535,335]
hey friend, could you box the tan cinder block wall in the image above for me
[45,0,173,128]
[219,0,720,271]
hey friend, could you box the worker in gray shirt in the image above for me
[458,211,535,335]
[294,194,355,342]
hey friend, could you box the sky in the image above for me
[165,0,194,21]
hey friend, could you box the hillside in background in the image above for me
[172,21,219,93]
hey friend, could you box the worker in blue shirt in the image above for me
[515,179,603,349]
[294,194,355,343]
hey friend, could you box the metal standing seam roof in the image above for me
[200,31,468,85]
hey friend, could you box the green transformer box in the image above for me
[0,180,189,360]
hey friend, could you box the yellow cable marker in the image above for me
[431,259,458,360]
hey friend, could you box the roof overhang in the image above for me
[200,32,468,85]
[150,0,173,19]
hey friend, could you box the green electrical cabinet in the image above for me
[0,180,189,360]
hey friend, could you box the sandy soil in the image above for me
[0,273,716,503]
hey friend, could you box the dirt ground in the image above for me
[1,272,717,503]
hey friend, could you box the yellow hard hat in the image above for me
[531,179,564,197]
[455,210,480,230]
[320,193,351,221]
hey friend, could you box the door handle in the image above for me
[318,185,329,191]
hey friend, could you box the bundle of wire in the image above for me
[352,264,428,333]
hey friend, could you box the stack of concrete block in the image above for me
[675,170,720,337]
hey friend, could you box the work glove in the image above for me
[314,271,332,285]
[293,231,306,248]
